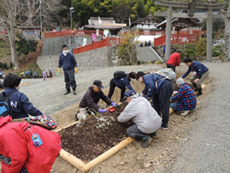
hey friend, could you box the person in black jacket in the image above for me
[75,80,118,121]
[108,71,137,102]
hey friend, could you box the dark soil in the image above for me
[58,102,133,162]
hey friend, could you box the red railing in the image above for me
[45,30,104,38]
[0,30,6,34]
[73,37,120,54]
[154,33,202,46]
[73,37,109,54]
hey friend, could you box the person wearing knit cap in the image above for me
[170,78,197,116]
[117,90,162,148]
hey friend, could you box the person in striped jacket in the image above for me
[170,78,197,116]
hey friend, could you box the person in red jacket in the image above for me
[166,49,182,72]
[0,116,62,173]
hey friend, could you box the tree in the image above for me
[15,35,38,61]
[117,29,139,65]
[0,0,61,69]
[111,3,131,23]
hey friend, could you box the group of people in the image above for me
[56,44,209,148]
[140,40,151,47]
[0,45,210,171]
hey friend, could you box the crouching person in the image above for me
[170,78,197,116]
[117,90,162,148]
[0,116,62,173]
[76,80,118,121]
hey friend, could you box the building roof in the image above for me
[84,17,124,30]
[156,10,200,30]
[130,14,162,28]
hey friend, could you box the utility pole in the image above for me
[70,7,74,30]
[39,0,42,39]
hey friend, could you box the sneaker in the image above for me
[196,92,202,96]
[141,136,152,148]
[75,111,79,121]
[181,110,190,116]
[73,90,76,95]
[149,132,156,137]
[119,99,125,102]
[64,90,70,95]
[161,123,168,130]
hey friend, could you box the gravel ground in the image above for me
[162,62,230,173]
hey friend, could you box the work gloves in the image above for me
[98,108,108,113]
[57,67,78,75]
[74,67,78,73]
[57,68,61,75]
[111,102,116,107]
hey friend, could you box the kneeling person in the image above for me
[170,78,197,115]
[117,90,162,148]
[76,80,117,121]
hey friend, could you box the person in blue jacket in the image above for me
[58,45,78,95]
[136,71,174,130]
[181,57,209,96]
[2,73,43,119]
[108,71,137,102]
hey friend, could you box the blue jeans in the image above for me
[170,102,177,110]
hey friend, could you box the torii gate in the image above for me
[154,0,226,62]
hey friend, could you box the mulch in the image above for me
[58,102,133,162]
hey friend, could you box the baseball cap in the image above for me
[124,90,136,99]
[93,80,104,89]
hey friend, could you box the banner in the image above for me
[92,34,97,42]
[96,29,99,36]
[103,29,109,37]
[82,37,87,46]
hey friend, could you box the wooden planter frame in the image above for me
[54,84,205,172]
[55,121,134,172]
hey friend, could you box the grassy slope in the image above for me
[0,35,43,76]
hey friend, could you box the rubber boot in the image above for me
[196,88,202,96]
[135,134,152,148]
[193,83,198,92]
[64,89,70,95]
[73,88,76,95]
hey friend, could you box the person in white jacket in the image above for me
[117,90,162,148]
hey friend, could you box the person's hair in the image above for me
[129,72,137,79]
[3,73,21,88]
[136,71,145,80]
[183,57,192,63]
[62,44,68,49]
[176,49,182,53]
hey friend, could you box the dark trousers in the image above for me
[64,68,77,90]
[166,64,176,72]
[108,79,125,100]
[126,124,147,138]
[152,80,174,126]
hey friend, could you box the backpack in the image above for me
[0,91,17,118]
[113,71,127,80]
[153,68,176,82]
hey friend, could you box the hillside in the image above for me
[0,35,43,76]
